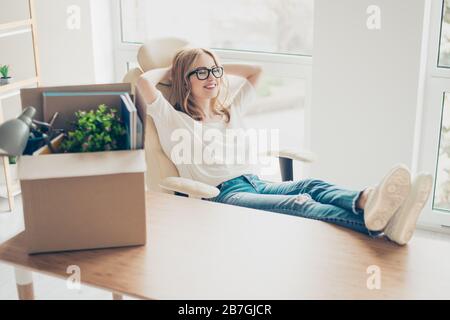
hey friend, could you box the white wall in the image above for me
[89,0,115,84]
[310,0,428,189]
[34,0,95,85]
[34,0,114,86]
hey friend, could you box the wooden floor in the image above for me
[1,193,450,299]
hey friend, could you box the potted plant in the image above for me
[0,65,12,85]
[60,104,127,153]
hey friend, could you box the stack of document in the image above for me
[120,93,143,150]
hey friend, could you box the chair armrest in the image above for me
[159,177,220,199]
[264,148,318,163]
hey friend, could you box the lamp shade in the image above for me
[0,106,36,156]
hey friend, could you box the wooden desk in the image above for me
[1,191,450,299]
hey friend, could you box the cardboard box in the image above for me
[19,83,147,254]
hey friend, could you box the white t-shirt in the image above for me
[147,79,260,187]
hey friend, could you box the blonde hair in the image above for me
[170,47,230,123]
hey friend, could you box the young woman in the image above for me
[137,47,433,245]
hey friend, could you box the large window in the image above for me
[434,0,450,215]
[419,0,450,229]
[434,92,450,211]
[119,0,314,56]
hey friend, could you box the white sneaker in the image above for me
[384,173,433,245]
[364,164,411,231]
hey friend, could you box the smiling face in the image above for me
[187,52,222,101]
[170,48,230,122]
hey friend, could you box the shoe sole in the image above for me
[385,174,433,245]
[364,165,411,231]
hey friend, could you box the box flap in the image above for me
[20,83,132,122]
[18,149,146,180]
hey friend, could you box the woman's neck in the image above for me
[195,98,213,116]
[194,98,223,123]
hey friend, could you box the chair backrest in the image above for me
[130,37,190,193]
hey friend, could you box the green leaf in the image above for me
[60,103,127,153]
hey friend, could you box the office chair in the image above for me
[123,37,317,199]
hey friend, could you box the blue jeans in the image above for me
[209,174,380,237]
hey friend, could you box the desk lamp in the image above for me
[0,106,36,156]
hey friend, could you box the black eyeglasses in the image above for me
[186,66,224,80]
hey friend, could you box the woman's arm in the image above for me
[222,63,263,87]
[136,67,171,105]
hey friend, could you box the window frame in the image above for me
[417,0,450,232]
